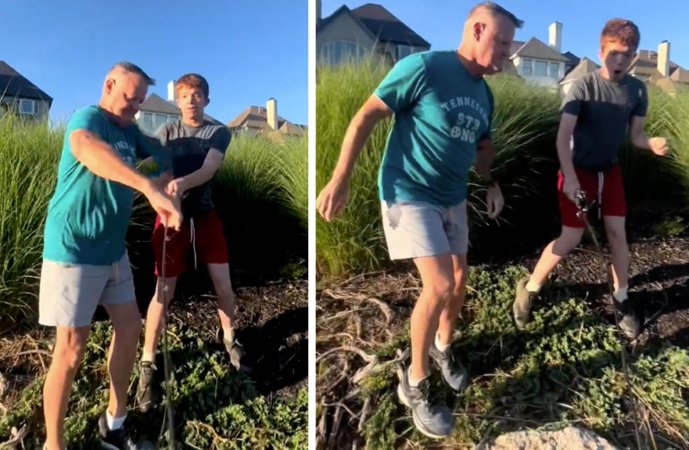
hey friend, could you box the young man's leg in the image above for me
[43,326,90,450]
[603,215,629,293]
[207,263,236,339]
[137,216,187,409]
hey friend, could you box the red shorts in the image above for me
[558,164,626,228]
[152,209,229,277]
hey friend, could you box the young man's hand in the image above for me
[563,176,581,203]
[152,172,174,190]
[143,180,183,230]
[165,178,187,199]
[649,137,669,156]
[486,184,504,219]
[317,176,350,222]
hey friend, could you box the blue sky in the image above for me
[320,0,689,68]
[4,0,307,125]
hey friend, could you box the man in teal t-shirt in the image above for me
[39,62,182,450]
[317,2,522,439]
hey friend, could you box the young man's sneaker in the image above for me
[513,276,539,330]
[223,338,252,373]
[397,368,453,439]
[613,299,641,339]
[98,413,140,450]
[135,361,155,412]
[428,343,468,393]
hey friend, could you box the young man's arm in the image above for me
[556,112,579,202]
[629,116,668,155]
[316,94,392,222]
[166,148,225,198]
[70,130,182,229]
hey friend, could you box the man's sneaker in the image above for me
[223,338,252,373]
[135,361,155,412]
[428,343,468,393]
[513,276,539,330]
[397,368,453,439]
[98,413,139,450]
[614,298,641,339]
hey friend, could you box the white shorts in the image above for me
[381,200,469,260]
[38,252,136,327]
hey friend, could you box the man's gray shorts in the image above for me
[381,200,469,260]
[39,252,135,327]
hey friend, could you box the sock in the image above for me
[435,332,449,352]
[407,367,427,388]
[223,327,235,343]
[106,411,126,431]
[525,279,541,293]
[613,286,628,303]
[142,351,155,363]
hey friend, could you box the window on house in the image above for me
[140,112,153,132]
[550,62,560,78]
[321,40,366,65]
[396,45,415,60]
[522,58,533,76]
[153,113,168,130]
[19,98,38,115]
[535,60,548,76]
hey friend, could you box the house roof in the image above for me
[509,40,525,56]
[560,57,600,84]
[670,67,689,83]
[629,49,681,78]
[511,37,569,62]
[0,60,53,103]
[139,93,222,124]
[562,51,580,65]
[318,3,430,48]
[228,105,306,135]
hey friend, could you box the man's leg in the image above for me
[409,254,455,383]
[43,326,90,450]
[103,301,142,419]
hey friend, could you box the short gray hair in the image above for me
[111,61,156,86]
[469,2,524,28]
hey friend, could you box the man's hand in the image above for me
[563,175,581,203]
[316,176,350,222]
[649,137,669,156]
[165,178,187,200]
[486,184,504,219]
[143,181,183,230]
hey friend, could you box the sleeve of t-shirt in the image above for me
[135,124,172,173]
[560,78,586,116]
[632,82,648,117]
[374,53,427,113]
[65,107,104,139]
[210,126,231,155]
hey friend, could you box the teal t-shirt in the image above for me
[43,105,169,265]
[375,50,494,207]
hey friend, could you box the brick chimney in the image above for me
[658,41,670,77]
[267,98,278,131]
[549,22,562,53]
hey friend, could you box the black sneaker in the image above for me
[397,367,453,439]
[135,361,156,412]
[98,413,140,449]
[613,298,641,339]
[428,343,468,393]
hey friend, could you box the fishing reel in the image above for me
[575,190,590,215]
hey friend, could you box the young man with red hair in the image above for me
[136,73,249,412]
[513,19,669,339]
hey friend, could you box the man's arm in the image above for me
[331,95,392,180]
[474,137,497,181]
[70,129,156,195]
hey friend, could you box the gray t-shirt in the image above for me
[561,70,647,170]
[156,120,231,218]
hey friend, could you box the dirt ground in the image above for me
[316,226,689,449]
[0,275,308,417]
